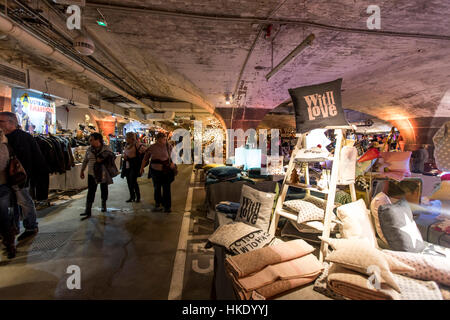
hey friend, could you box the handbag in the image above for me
[166,143,178,177]
[433,121,450,172]
[5,143,27,188]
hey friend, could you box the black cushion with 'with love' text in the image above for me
[289,78,349,134]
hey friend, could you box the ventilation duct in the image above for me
[0,61,28,88]
[146,112,175,121]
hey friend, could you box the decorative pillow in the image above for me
[321,238,414,292]
[430,181,450,201]
[283,199,324,224]
[383,249,450,286]
[321,237,415,274]
[207,222,274,254]
[301,195,340,212]
[235,185,276,232]
[208,166,242,178]
[370,192,392,245]
[378,199,426,253]
[336,199,378,248]
[380,151,412,176]
[229,230,275,255]
[334,190,352,205]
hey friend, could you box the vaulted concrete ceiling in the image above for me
[1,0,450,130]
[82,0,450,121]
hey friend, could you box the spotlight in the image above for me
[225,93,232,105]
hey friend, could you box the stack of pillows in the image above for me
[281,194,345,240]
[315,196,450,300]
[375,151,413,179]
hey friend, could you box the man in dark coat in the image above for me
[0,112,48,240]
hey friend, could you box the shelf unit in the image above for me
[268,128,357,262]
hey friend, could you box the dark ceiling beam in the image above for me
[85,2,450,41]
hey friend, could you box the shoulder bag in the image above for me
[5,143,27,188]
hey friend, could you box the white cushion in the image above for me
[337,198,378,248]
[235,184,276,232]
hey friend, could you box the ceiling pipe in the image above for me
[86,2,450,41]
[265,33,315,80]
[0,13,155,114]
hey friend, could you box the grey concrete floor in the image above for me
[0,164,214,300]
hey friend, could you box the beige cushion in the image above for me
[336,199,378,248]
[321,237,414,292]
[322,237,415,273]
[208,222,274,252]
[283,199,324,224]
[370,192,391,245]
[430,181,450,201]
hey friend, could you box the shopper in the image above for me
[80,133,117,219]
[0,112,45,241]
[0,129,16,258]
[122,132,146,203]
[140,132,175,213]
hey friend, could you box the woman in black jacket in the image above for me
[0,129,16,258]
[122,132,146,203]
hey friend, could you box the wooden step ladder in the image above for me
[269,127,357,262]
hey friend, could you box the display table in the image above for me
[211,211,330,300]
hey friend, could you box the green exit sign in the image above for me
[96,20,107,27]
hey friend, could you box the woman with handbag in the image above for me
[0,129,17,258]
[140,132,176,213]
[80,133,117,219]
[122,132,146,203]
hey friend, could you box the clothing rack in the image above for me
[269,127,357,262]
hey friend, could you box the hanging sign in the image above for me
[288,78,349,134]
[11,89,56,134]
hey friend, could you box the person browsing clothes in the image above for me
[80,133,118,219]
[0,112,47,241]
[122,132,146,203]
[140,132,175,213]
[0,129,17,258]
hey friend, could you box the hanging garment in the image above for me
[433,121,450,172]
[337,146,357,185]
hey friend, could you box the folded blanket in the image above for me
[225,239,315,278]
[313,262,346,300]
[228,267,319,300]
[327,264,443,300]
[237,254,323,291]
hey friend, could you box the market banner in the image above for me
[288,78,349,134]
[11,88,56,134]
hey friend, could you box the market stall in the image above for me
[205,79,450,301]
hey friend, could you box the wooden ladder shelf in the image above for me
[269,128,357,262]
